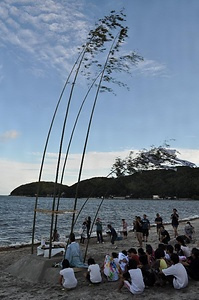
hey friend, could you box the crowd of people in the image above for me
[58,209,198,295]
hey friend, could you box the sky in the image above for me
[1,0,199,195]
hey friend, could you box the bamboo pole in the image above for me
[83,198,104,262]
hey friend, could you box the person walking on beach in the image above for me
[95,217,104,243]
[155,213,163,239]
[122,219,128,239]
[171,209,179,238]
[142,214,150,242]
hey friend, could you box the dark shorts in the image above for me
[172,224,178,228]
[142,229,149,236]
[123,231,127,236]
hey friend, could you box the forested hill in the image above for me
[10,167,199,199]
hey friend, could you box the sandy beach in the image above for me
[0,219,199,300]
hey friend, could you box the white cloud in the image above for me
[0,130,21,142]
[0,0,89,77]
[136,59,168,77]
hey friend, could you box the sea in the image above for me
[0,195,199,248]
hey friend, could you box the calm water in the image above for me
[0,195,199,247]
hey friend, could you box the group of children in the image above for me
[59,236,199,295]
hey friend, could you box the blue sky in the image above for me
[1,0,199,195]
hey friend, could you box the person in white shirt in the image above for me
[59,259,77,290]
[162,253,188,289]
[86,257,102,284]
[118,259,145,294]
[176,236,191,258]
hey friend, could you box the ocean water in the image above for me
[0,195,199,247]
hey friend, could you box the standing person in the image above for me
[171,208,179,238]
[59,259,77,290]
[134,216,143,247]
[80,221,87,244]
[155,213,163,239]
[86,216,91,239]
[95,217,104,244]
[142,214,150,242]
[107,224,118,245]
[122,219,128,238]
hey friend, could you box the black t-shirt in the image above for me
[171,213,179,226]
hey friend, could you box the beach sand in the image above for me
[0,219,199,300]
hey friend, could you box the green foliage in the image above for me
[111,144,196,177]
[10,182,69,197]
[10,167,199,199]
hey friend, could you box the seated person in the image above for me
[139,252,156,287]
[53,229,60,242]
[152,248,167,272]
[86,257,102,284]
[65,233,87,268]
[118,250,129,273]
[184,222,195,241]
[162,253,188,289]
[176,236,191,258]
[183,247,199,281]
[165,245,174,265]
[145,244,155,266]
[159,226,170,244]
[103,252,121,281]
[59,259,77,290]
[174,243,187,262]
[118,259,145,294]
[127,248,140,265]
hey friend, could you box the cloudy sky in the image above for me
[1,0,199,195]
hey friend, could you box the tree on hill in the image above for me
[111,143,196,177]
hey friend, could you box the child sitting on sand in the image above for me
[86,257,102,284]
[118,259,145,294]
[59,259,77,290]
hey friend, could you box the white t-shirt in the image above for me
[60,268,77,289]
[181,245,191,258]
[88,264,102,283]
[124,268,145,294]
[162,263,188,289]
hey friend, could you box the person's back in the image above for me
[65,233,87,268]
[87,258,102,283]
[59,259,77,289]
[123,259,145,294]
[162,253,188,289]
[103,253,120,281]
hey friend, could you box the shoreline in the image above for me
[1,217,199,251]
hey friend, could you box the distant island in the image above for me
[10,166,199,199]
